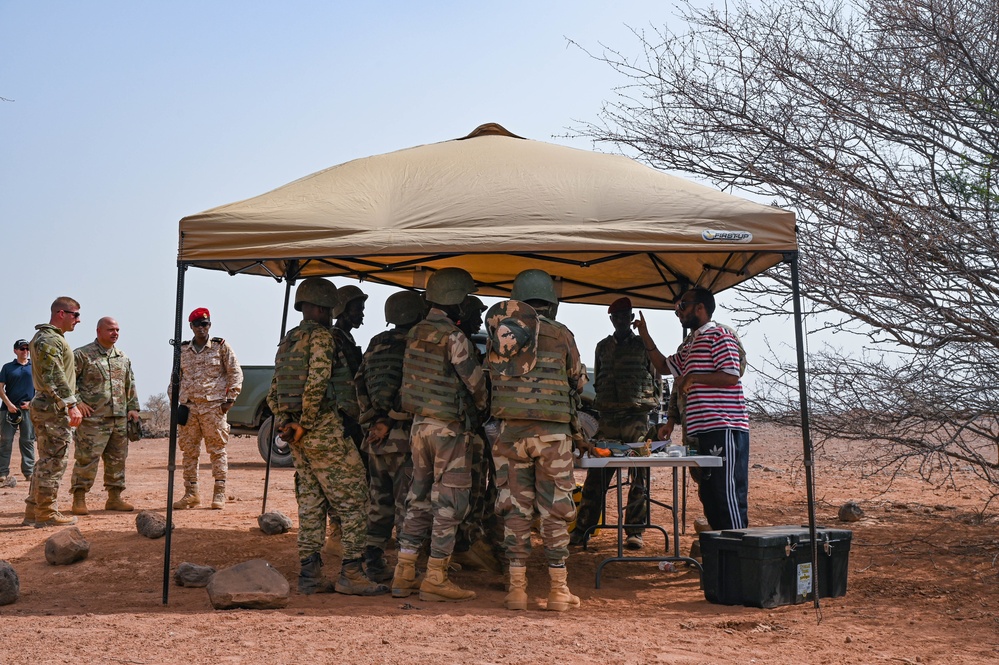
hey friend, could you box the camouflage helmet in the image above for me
[333,284,369,318]
[510,269,558,305]
[425,267,477,306]
[294,277,338,312]
[485,299,539,377]
[384,290,426,326]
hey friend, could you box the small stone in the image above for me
[206,559,290,610]
[44,527,90,565]
[0,560,20,605]
[693,517,712,533]
[838,501,864,523]
[257,511,293,535]
[174,562,217,587]
[689,539,702,559]
[136,510,170,539]
[845,635,852,643]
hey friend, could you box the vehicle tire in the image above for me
[257,416,294,467]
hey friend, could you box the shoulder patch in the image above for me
[181,340,191,346]
[212,337,225,344]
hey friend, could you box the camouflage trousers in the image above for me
[398,418,472,559]
[290,410,369,560]
[455,431,502,553]
[177,402,229,485]
[364,448,413,550]
[576,412,649,538]
[71,416,128,492]
[25,398,73,509]
[493,432,576,566]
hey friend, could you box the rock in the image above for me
[257,511,293,535]
[838,501,864,522]
[44,527,90,565]
[206,559,290,610]
[689,539,702,560]
[0,560,20,605]
[174,562,217,587]
[136,510,170,539]
[693,516,712,533]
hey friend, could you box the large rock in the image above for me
[136,510,170,539]
[257,511,293,535]
[838,501,864,522]
[206,559,290,610]
[44,527,90,565]
[0,560,19,605]
[174,562,217,588]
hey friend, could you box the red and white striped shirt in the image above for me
[664,322,748,435]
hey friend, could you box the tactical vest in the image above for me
[490,320,572,423]
[400,318,465,422]
[273,322,330,415]
[593,335,657,412]
[330,328,360,420]
[361,328,407,414]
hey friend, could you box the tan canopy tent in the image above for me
[165,123,817,607]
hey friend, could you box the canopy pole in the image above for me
[261,274,295,514]
[162,262,188,604]
[788,253,821,616]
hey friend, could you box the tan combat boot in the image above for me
[419,556,476,602]
[210,481,226,510]
[71,489,89,516]
[22,500,36,527]
[34,489,77,529]
[505,565,529,611]
[391,550,422,598]
[173,482,200,509]
[545,565,580,612]
[335,559,390,596]
[105,488,134,511]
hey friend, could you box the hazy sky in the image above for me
[2,1,794,404]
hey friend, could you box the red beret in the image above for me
[188,307,211,322]
[607,297,632,314]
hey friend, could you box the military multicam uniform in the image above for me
[71,340,140,493]
[356,327,414,550]
[489,304,588,567]
[575,331,658,541]
[172,337,242,487]
[398,309,488,560]
[26,323,78,514]
[267,320,369,560]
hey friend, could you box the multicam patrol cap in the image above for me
[485,299,539,377]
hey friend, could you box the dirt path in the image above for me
[1,423,996,664]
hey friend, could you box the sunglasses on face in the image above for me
[674,300,696,312]
[192,321,211,328]
[16,347,29,351]
[60,310,81,318]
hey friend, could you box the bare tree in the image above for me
[143,393,170,437]
[573,0,999,497]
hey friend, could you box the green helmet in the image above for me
[384,290,426,326]
[294,277,338,311]
[425,267,477,306]
[333,284,369,318]
[511,269,558,305]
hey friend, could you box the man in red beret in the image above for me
[169,307,243,510]
[572,297,661,550]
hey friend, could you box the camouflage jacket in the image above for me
[267,320,336,431]
[170,337,242,405]
[592,331,658,414]
[74,340,140,419]
[29,323,77,409]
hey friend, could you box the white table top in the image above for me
[575,454,723,469]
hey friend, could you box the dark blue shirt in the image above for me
[0,359,34,409]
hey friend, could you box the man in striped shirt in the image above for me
[636,287,749,531]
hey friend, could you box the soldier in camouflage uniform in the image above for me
[391,267,489,602]
[489,269,590,612]
[24,297,84,528]
[170,307,242,510]
[331,284,367,469]
[355,290,426,583]
[572,297,659,550]
[266,277,387,596]
[69,317,141,516]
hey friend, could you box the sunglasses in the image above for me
[192,321,212,328]
[60,310,81,318]
[16,346,29,351]
[674,300,696,312]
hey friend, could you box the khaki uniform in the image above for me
[397,310,488,559]
[71,340,139,492]
[171,337,242,485]
[266,320,369,560]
